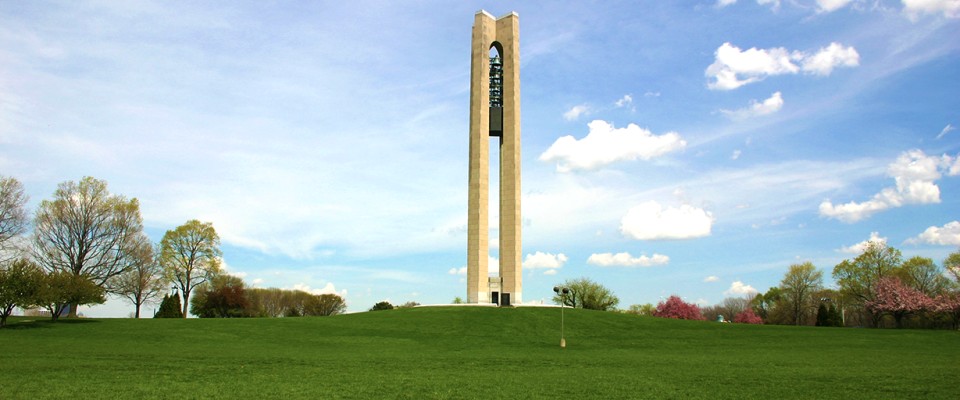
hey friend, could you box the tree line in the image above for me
[553,243,959,330]
[0,175,347,327]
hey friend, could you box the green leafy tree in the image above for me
[897,256,948,297]
[190,275,248,318]
[0,258,44,327]
[780,262,823,325]
[112,243,166,318]
[370,301,394,311]
[155,293,183,318]
[452,296,464,304]
[552,277,619,311]
[945,250,960,285]
[32,177,149,317]
[36,270,106,321]
[160,220,222,318]
[833,241,903,327]
[0,176,29,260]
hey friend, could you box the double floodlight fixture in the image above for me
[553,286,570,349]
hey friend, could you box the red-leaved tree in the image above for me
[733,307,763,324]
[932,293,960,330]
[864,277,932,328]
[653,295,705,321]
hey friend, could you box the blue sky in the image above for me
[2,1,958,316]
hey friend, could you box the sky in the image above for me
[2,1,959,316]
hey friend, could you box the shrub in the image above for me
[370,301,394,311]
[733,308,763,324]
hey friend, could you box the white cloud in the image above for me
[706,42,859,90]
[563,104,591,121]
[620,201,714,240]
[543,269,558,276]
[838,232,887,254]
[907,221,960,246]
[614,94,633,108]
[801,43,861,76]
[291,282,346,297]
[731,150,742,160]
[820,150,956,222]
[522,251,568,269]
[717,0,738,7]
[937,124,955,139]
[706,43,797,90]
[902,0,960,19]
[488,256,499,271]
[539,120,686,172]
[724,281,758,296]
[251,278,264,286]
[704,275,720,283]
[448,266,467,275]
[587,252,670,267]
[817,0,855,13]
[948,154,960,176]
[720,92,784,120]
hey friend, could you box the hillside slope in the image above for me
[1,307,957,399]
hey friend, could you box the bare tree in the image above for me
[0,176,29,261]
[781,262,824,325]
[305,294,347,316]
[112,242,166,318]
[160,220,222,318]
[32,177,147,317]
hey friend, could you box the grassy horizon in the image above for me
[2,306,957,399]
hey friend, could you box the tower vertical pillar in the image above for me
[468,10,521,305]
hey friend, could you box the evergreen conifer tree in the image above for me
[816,303,829,326]
[155,294,183,318]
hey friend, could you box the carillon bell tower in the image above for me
[467,10,521,306]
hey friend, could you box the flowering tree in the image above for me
[733,307,763,324]
[864,277,932,328]
[932,293,960,330]
[653,295,705,321]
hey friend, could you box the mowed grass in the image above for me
[1,307,958,399]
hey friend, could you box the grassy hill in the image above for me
[1,306,957,399]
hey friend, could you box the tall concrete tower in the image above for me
[467,10,521,305]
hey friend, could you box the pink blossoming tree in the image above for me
[932,293,960,330]
[733,307,763,324]
[653,295,705,321]
[864,277,932,328]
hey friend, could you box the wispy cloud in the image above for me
[588,252,669,267]
[563,104,591,121]
[720,92,784,120]
[936,124,955,139]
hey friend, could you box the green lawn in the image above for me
[1,307,957,399]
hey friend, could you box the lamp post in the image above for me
[553,286,570,348]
